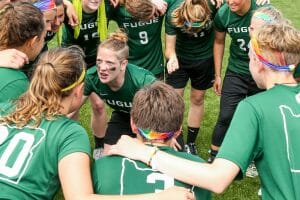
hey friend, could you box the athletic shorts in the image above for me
[104,111,136,145]
[166,56,214,90]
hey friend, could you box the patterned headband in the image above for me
[251,36,296,72]
[138,128,175,140]
[34,0,56,12]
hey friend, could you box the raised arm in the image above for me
[59,152,195,200]
[0,49,29,69]
[63,0,79,27]
[109,135,240,193]
[213,30,226,96]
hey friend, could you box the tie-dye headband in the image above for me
[251,36,296,72]
[138,128,175,140]
[34,0,56,12]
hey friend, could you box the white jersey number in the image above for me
[0,126,34,178]
[139,31,149,44]
[237,38,250,52]
[147,172,174,192]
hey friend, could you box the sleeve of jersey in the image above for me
[83,68,96,96]
[216,100,261,174]
[143,72,156,85]
[164,0,182,35]
[213,8,226,32]
[1,79,29,101]
[57,123,91,161]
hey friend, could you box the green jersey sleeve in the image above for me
[58,122,91,161]
[84,67,98,96]
[217,100,262,173]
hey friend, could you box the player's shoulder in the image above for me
[86,66,98,76]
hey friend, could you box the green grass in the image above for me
[54,1,300,199]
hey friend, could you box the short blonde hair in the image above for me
[254,23,300,70]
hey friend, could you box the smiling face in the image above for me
[226,0,249,13]
[51,4,65,32]
[96,47,125,85]
[43,9,56,31]
[82,0,101,13]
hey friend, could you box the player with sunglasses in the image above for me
[82,30,156,157]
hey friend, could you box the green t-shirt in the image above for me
[108,0,177,76]
[214,0,262,75]
[217,84,300,199]
[0,68,29,103]
[0,107,91,200]
[166,0,217,60]
[84,64,156,113]
[62,11,99,67]
[93,146,211,199]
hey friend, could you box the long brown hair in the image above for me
[0,2,45,50]
[0,46,86,127]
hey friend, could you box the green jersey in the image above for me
[217,84,300,199]
[166,0,217,60]
[108,0,177,76]
[62,11,99,67]
[84,64,156,113]
[214,0,261,75]
[0,68,28,103]
[0,105,91,200]
[93,146,211,199]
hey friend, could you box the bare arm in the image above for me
[109,135,240,193]
[165,34,179,74]
[213,30,226,96]
[0,49,29,69]
[63,0,79,27]
[89,92,107,139]
[59,152,194,200]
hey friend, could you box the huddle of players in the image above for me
[0,0,300,199]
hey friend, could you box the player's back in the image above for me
[93,146,211,199]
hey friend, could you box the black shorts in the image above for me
[104,111,136,145]
[166,56,214,90]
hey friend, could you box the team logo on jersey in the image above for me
[227,26,250,34]
[120,158,174,194]
[279,105,300,172]
[123,18,159,28]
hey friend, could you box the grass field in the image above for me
[55,0,300,199]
